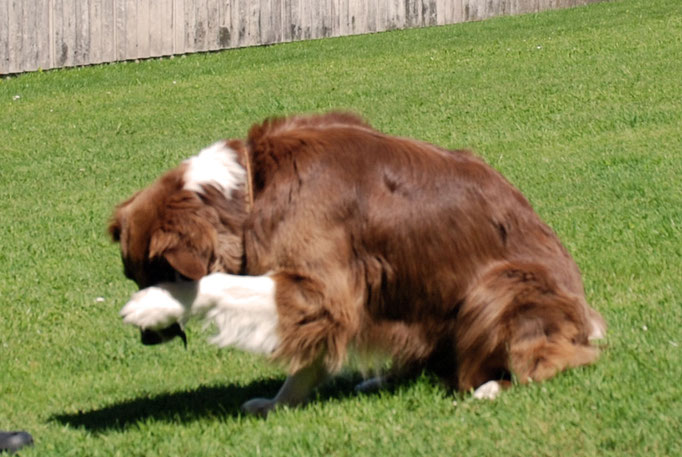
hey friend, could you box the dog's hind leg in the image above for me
[240,269,363,414]
[455,261,603,393]
[241,356,328,417]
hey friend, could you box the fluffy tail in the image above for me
[455,261,605,391]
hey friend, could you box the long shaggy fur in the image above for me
[111,112,606,396]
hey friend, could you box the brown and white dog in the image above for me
[111,112,605,415]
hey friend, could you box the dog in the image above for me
[110,112,606,415]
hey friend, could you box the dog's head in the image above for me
[110,141,249,345]
[109,171,219,286]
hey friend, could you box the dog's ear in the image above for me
[108,192,140,243]
[108,216,122,242]
[164,247,208,281]
[148,229,211,281]
[148,202,217,281]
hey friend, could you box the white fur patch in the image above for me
[183,141,245,198]
[120,273,280,355]
[196,273,280,354]
[473,380,502,400]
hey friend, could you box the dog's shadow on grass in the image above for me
[50,373,391,433]
[51,378,282,433]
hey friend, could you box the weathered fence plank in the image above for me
[0,1,7,72]
[247,0,260,48]
[137,0,150,59]
[101,0,115,63]
[207,0,219,50]
[0,0,604,74]
[56,0,75,68]
[218,0,231,49]
[7,0,20,74]
[122,0,135,59]
[89,0,100,64]
[74,0,89,65]
[34,0,49,70]
[149,0,161,57]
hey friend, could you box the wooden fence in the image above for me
[0,0,602,75]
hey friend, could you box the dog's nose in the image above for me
[140,323,187,348]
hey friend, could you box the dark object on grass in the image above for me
[0,431,33,454]
[140,323,187,348]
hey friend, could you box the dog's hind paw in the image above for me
[473,381,502,400]
[241,398,277,417]
[120,287,186,330]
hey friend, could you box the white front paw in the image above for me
[120,287,186,330]
[241,398,277,417]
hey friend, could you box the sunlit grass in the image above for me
[1,0,680,455]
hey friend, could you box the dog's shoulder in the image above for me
[244,113,372,192]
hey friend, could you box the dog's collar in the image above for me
[233,142,254,276]
[233,141,254,212]
[244,148,254,212]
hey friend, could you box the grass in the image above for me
[1,0,681,455]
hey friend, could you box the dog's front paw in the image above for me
[354,376,387,394]
[241,398,277,417]
[120,287,187,330]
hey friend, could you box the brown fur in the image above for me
[110,112,605,391]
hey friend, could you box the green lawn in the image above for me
[1,0,681,455]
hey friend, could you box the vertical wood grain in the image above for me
[219,0,234,48]
[89,0,102,64]
[149,0,162,56]
[74,0,89,65]
[101,0,115,62]
[3,0,605,73]
[173,0,185,54]
[115,0,126,60]
[136,0,150,58]
[34,0,51,70]
[7,0,22,73]
[208,0,220,50]
[0,0,8,73]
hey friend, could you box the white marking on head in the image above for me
[183,141,245,199]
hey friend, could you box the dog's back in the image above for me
[241,114,605,387]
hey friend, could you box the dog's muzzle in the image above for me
[140,323,187,348]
